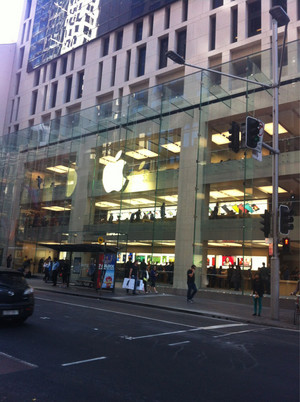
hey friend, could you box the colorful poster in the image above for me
[101,253,116,290]
[222,256,234,265]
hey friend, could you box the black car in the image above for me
[0,269,34,323]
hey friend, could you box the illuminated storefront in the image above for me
[0,42,299,294]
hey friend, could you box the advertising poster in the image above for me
[73,257,81,273]
[222,256,234,266]
[101,254,116,290]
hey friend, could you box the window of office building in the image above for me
[15,98,20,121]
[177,29,186,59]
[19,47,25,69]
[97,62,103,91]
[10,100,14,123]
[15,73,21,95]
[116,30,123,51]
[149,15,154,36]
[210,15,216,50]
[212,0,223,8]
[26,19,31,42]
[42,66,47,83]
[61,56,68,75]
[125,50,131,81]
[135,21,143,42]
[21,24,26,44]
[42,86,48,111]
[82,46,87,65]
[77,72,84,99]
[65,76,72,103]
[137,46,146,77]
[51,61,57,80]
[30,90,38,115]
[231,7,238,43]
[248,0,261,37]
[182,0,188,21]
[50,82,58,108]
[102,37,110,56]
[165,7,171,29]
[25,0,32,19]
[34,69,40,87]
[111,56,117,86]
[159,36,169,69]
[70,52,75,70]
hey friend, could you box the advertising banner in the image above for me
[101,254,116,290]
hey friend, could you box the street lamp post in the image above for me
[166,6,289,321]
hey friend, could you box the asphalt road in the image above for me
[0,290,299,402]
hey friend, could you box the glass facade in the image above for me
[1,42,299,294]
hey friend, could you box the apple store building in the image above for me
[0,43,299,294]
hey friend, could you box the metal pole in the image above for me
[271,18,280,320]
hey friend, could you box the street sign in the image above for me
[98,236,104,244]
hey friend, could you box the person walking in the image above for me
[43,257,51,282]
[51,257,60,286]
[252,273,264,316]
[149,265,158,293]
[124,257,133,294]
[187,264,197,303]
[141,260,149,293]
[129,260,139,295]
[6,254,12,268]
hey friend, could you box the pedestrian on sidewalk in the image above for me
[129,260,139,295]
[149,265,158,293]
[252,273,264,316]
[187,264,197,303]
[52,257,60,287]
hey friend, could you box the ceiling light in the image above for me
[123,198,154,206]
[125,151,145,160]
[212,132,230,145]
[161,141,181,153]
[46,165,72,174]
[257,186,287,194]
[42,206,71,211]
[159,195,178,203]
[99,155,116,165]
[264,123,287,135]
[95,201,119,208]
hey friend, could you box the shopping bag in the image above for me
[122,278,135,290]
[137,280,144,292]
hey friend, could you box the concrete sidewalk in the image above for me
[28,276,299,331]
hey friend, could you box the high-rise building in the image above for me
[0,0,299,294]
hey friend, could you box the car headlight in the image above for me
[24,287,34,295]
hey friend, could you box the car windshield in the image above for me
[0,273,27,286]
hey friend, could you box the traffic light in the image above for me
[282,237,290,254]
[245,116,263,150]
[279,205,294,235]
[260,209,271,238]
[228,121,240,153]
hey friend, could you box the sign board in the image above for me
[98,236,104,244]
[252,120,265,162]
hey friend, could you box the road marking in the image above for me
[0,352,38,368]
[123,323,246,340]
[62,356,107,367]
[213,327,270,338]
[169,341,190,346]
[36,297,197,328]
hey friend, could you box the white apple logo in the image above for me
[102,150,127,193]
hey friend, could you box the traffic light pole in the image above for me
[270,17,280,320]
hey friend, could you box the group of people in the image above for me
[42,257,70,288]
[124,258,159,295]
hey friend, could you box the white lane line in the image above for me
[0,352,38,368]
[62,356,107,367]
[213,327,270,338]
[169,341,190,347]
[36,297,197,328]
[123,323,246,340]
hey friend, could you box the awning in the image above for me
[38,243,118,254]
